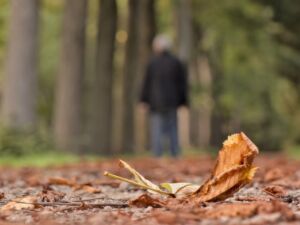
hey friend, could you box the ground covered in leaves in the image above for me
[0,155,300,225]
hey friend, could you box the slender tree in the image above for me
[1,0,39,130]
[89,0,117,154]
[121,0,140,153]
[135,0,156,151]
[176,0,192,148]
[53,0,87,151]
[177,0,212,148]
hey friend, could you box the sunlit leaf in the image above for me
[105,132,259,202]
[192,132,259,202]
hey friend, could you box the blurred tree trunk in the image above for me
[176,0,192,148]
[189,54,212,147]
[53,0,87,151]
[1,0,39,130]
[121,0,140,153]
[209,43,227,147]
[135,0,156,152]
[177,0,212,148]
[89,0,117,154]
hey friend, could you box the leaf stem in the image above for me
[103,171,172,196]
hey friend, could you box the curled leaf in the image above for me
[129,194,166,208]
[160,183,200,198]
[1,196,37,211]
[192,132,259,202]
[105,132,259,202]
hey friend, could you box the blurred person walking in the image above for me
[140,35,188,157]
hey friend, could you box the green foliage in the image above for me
[38,0,63,125]
[0,152,80,167]
[0,127,55,156]
[192,0,300,149]
[0,0,9,82]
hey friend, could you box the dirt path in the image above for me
[0,155,299,225]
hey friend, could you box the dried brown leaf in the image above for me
[192,132,259,202]
[74,185,101,194]
[129,194,166,208]
[105,132,259,203]
[264,185,286,197]
[48,177,76,187]
[38,186,66,202]
[1,196,37,211]
[0,193,4,200]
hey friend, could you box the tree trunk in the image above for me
[53,0,87,151]
[177,0,212,149]
[209,44,227,147]
[189,54,212,148]
[89,0,117,154]
[1,0,39,130]
[121,0,140,153]
[135,0,156,152]
[176,0,193,148]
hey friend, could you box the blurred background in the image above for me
[0,0,299,164]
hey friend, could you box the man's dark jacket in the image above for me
[140,51,188,112]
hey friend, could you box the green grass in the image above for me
[1,145,299,167]
[285,145,300,160]
[0,152,82,167]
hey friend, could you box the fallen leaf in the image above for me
[0,193,4,200]
[160,183,200,198]
[119,160,162,194]
[74,185,101,194]
[48,177,75,187]
[48,177,101,194]
[1,196,37,211]
[264,185,286,197]
[192,132,259,202]
[129,194,166,208]
[38,186,66,202]
[105,132,259,203]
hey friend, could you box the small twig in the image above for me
[71,196,122,202]
[104,171,172,196]
[11,200,128,208]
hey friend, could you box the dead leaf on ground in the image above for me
[105,132,259,203]
[264,185,286,197]
[74,185,101,194]
[129,194,166,208]
[38,186,66,202]
[48,177,76,187]
[192,132,259,202]
[160,183,200,198]
[1,196,37,211]
[48,177,101,194]
[0,193,4,200]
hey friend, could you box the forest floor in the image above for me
[0,154,300,225]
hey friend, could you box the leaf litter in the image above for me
[0,132,299,224]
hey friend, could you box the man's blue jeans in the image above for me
[150,110,180,157]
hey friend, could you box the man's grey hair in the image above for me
[152,34,172,52]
